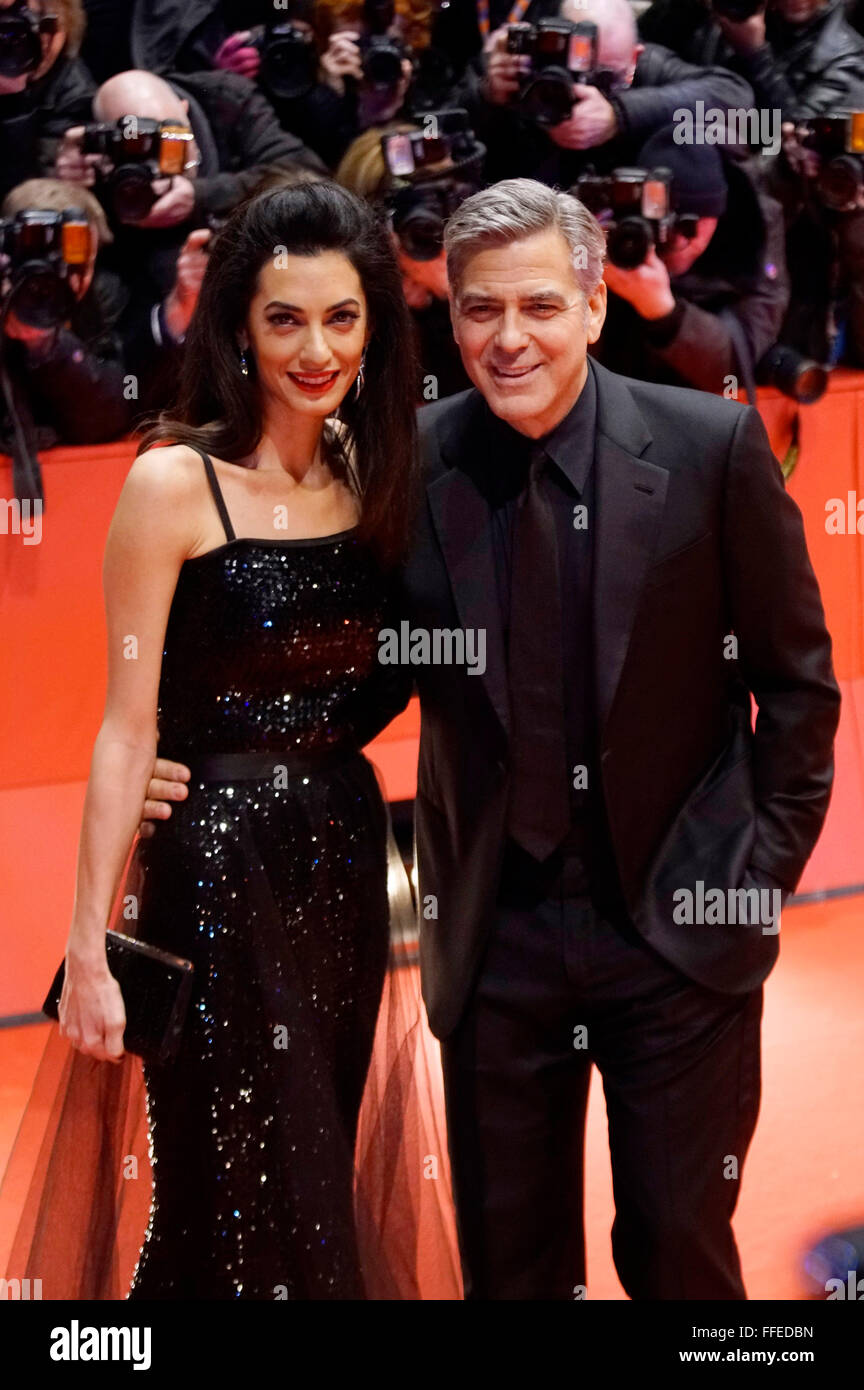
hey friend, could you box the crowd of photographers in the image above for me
[3,0,864,458]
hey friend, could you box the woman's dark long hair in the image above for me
[137,182,420,567]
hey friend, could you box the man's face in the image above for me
[450,227,606,439]
[774,0,825,23]
[659,216,718,276]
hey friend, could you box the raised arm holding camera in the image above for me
[0,176,131,446]
[462,0,756,185]
[585,125,812,401]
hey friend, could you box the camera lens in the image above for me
[10,265,72,329]
[758,345,828,403]
[818,156,863,212]
[399,211,444,261]
[363,43,403,89]
[110,166,158,222]
[521,72,574,127]
[0,14,41,79]
[607,217,652,269]
[260,29,317,101]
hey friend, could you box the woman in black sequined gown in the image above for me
[52,184,422,1299]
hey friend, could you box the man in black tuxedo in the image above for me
[143,178,840,1300]
[400,177,839,1299]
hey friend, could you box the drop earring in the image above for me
[354,348,367,399]
[239,348,249,377]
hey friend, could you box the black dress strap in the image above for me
[194,447,236,543]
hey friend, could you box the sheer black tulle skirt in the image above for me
[0,755,461,1300]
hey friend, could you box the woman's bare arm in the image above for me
[61,446,199,1059]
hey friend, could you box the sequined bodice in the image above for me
[156,530,388,759]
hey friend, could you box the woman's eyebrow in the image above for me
[263,298,362,312]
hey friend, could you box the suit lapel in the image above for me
[426,394,510,735]
[590,360,669,740]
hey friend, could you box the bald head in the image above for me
[93,70,188,125]
[560,0,639,76]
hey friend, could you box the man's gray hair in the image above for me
[444,178,606,301]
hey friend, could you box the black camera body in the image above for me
[0,0,58,80]
[506,19,617,126]
[0,208,90,328]
[82,117,194,222]
[359,0,408,91]
[795,112,864,212]
[359,32,408,90]
[574,167,696,268]
[383,110,485,261]
[250,23,318,101]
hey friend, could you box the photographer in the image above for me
[54,67,325,411]
[588,126,791,396]
[120,0,440,169]
[336,114,479,398]
[0,0,95,199]
[1,178,131,445]
[462,0,756,185]
[638,0,864,124]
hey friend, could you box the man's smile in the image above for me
[489,363,542,381]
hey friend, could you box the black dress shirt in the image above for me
[485,361,631,920]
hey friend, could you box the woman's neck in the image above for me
[251,406,329,480]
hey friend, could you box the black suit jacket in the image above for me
[403,357,840,1040]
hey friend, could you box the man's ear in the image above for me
[586,279,607,345]
[181,99,189,119]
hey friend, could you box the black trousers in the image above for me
[441,857,764,1301]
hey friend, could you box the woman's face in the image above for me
[241,249,369,419]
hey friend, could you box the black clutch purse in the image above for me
[43,930,194,1065]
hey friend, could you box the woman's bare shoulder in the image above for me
[121,444,210,505]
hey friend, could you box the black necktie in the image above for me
[506,445,571,861]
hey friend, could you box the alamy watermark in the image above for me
[672,103,781,156]
[1,496,42,545]
[673,880,781,935]
[378,622,486,675]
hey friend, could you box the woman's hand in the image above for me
[59,948,126,1063]
[138,757,191,837]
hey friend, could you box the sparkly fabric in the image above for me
[124,531,395,1299]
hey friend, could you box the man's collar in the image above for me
[537,360,596,496]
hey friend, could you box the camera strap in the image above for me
[718,306,757,406]
[477,0,534,41]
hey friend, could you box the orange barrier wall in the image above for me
[1,376,862,1017]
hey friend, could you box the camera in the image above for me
[505,19,618,127]
[573,167,696,268]
[360,0,408,91]
[0,208,90,328]
[249,13,318,102]
[795,112,864,211]
[711,0,764,21]
[0,0,58,80]
[756,344,827,404]
[81,117,195,222]
[382,110,485,261]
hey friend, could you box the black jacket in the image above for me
[592,156,790,392]
[639,0,864,120]
[0,54,95,200]
[461,41,756,184]
[1,268,131,447]
[168,69,327,218]
[405,357,839,1038]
